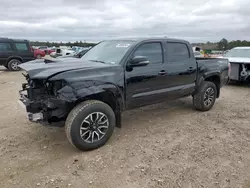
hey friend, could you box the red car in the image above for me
[37,46,55,55]
[33,48,46,59]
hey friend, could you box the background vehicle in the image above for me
[33,48,46,59]
[56,49,89,59]
[38,46,55,55]
[0,38,34,71]
[73,49,89,58]
[222,47,250,82]
[18,38,229,151]
[50,48,75,58]
[194,51,204,57]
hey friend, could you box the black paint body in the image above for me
[18,38,229,125]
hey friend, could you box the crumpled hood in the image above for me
[19,58,115,79]
[219,56,250,63]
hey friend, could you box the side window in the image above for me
[0,43,12,52]
[133,42,163,64]
[167,42,190,62]
[15,43,28,51]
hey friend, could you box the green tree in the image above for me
[218,38,228,50]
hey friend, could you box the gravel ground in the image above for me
[0,66,250,188]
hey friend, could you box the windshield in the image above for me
[81,40,134,64]
[224,49,250,58]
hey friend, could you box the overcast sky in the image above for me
[0,0,249,43]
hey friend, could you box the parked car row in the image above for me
[50,46,91,58]
[33,46,55,55]
[0,38,93,70]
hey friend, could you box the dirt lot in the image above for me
[0,66,250,188]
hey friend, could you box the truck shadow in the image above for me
[228,81,250,88]
[31,97,193,150]
[121,97,194,128]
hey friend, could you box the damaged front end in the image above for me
[19,73,75,125]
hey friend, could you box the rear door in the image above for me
[13,42,34,62]
[0,42,15,66]
[163,41,197,98]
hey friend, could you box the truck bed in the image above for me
[196,57,230,87]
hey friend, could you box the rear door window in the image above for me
[15,43,29,51]
[167,42,190,63]
[0,43,13,52]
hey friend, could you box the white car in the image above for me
[50,48,76,58]
[223,47,250,81]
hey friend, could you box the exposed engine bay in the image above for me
[19,73,73,124]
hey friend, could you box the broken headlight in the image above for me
[46,80,67,95]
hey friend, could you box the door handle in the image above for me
[158,70,166,75]
[187,67,193,72]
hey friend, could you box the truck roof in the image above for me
[233,47,250,49]
[0,37,30,43]
[106,37,190,44]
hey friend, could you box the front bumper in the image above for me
[18,89,69,124]
[19,90,45,122]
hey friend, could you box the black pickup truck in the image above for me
[18,38,230,151]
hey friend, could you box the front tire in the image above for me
[8,59,21,71]
[65,100,116,151]
[193,81,217,111]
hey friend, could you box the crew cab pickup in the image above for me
[18,38,230,151]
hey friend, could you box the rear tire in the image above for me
[65,100,115,151]
[8,59,21,71]
[193,81,217,111]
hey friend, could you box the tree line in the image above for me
[30,38,250,50]
[217,38,250,50]
[30,41,97,48]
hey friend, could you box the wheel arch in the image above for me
[7,56,23,65]
[71,85,124,128]
[197,73,221,98]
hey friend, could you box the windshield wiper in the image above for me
[89,60,106,64]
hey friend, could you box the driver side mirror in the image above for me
[129,56,149,67]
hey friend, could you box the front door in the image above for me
[125,41,168,109]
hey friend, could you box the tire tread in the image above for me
[193,81,217,111]
[65,100,114,150]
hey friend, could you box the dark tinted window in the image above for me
[133,42,163,64]
[167,42,190,62]
[15,43,28,51]
[0,43,12,52]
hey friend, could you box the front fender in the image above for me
[56,82,125,110]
